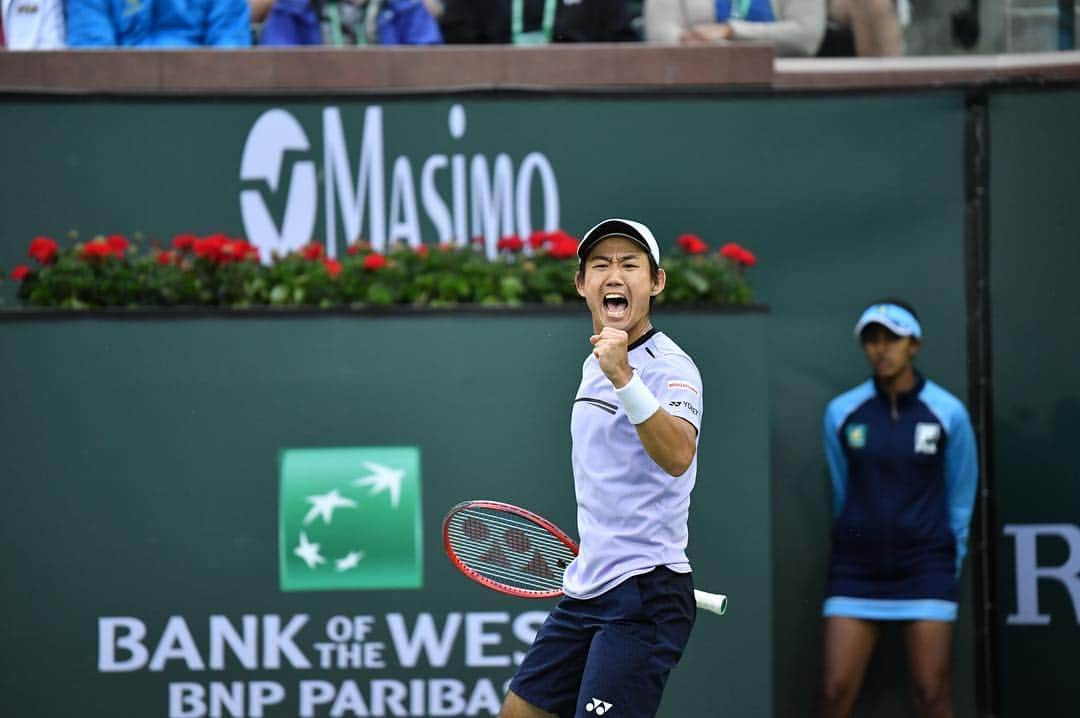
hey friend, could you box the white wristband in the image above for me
[615,371,661,425]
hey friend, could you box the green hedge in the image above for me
[4,232,757,309]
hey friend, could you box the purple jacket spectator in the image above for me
[260,0,322,45]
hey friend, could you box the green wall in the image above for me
[743,93,974,718]
[0,91,972,716]
[0,311,771,717]
[990,88,1080,716]
[7,86,1078,715]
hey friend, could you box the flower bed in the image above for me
[3,231,756,309]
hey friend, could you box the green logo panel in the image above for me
[279,447,423,592]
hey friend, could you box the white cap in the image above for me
[854,303,923,339]
[577,218,661,267]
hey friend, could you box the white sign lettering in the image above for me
[1004,523,1080,625]
[240,105,561,262]
[99,611,547,716]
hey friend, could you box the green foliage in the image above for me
[659,254,753,306]
[6,234,756,309]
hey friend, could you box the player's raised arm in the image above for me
[591,326,698,476]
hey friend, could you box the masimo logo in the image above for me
[239,104,561,263]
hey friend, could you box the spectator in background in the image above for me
[254,0,324,45]
[1,0,65,49]
[67,0,252,47]
[826,0,900,56]
[440,0,637,44]
[306,0,442,46]
[645,0,824,57]
[371,0,443,44]
[249,0,275,27]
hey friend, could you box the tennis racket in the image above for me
[443,500,728,616]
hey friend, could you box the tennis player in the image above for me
[819,300,978,718]
[501,218,704,718]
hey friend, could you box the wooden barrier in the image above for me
[2,46,1079,95]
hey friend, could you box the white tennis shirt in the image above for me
[562,329,704,599]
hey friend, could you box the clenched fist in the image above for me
[590,326,633,388]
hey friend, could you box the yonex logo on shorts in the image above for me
[585,697,614,714]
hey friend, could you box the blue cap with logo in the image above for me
[854,303,922,340]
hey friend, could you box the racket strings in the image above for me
[446,507,576,595]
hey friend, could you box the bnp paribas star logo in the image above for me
[279,447,422,592]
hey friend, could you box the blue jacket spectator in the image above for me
[67,0,252,47]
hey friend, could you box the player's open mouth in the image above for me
[602,293,629,320]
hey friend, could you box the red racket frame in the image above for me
[442,500,579,599]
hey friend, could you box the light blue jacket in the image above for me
[67,0,251,47]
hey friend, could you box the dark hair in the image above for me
[867,297,920,321]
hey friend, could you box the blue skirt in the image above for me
[823,540,958,621]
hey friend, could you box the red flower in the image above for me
[414,244,430,259]
[322,258,342,278]
[497,235,524,253]
[547,232,579,260]
[193,234,228,263]
[172,233,197,251]
[80,239,114,260]
[362,252,387,271]
[677,233,709,255]
[155,250,177,266]
[241,241,261,262]
[528,231,550,249]
[719,242,756,267]
[11,264,31,281]
[220,239,256,263]
[106,234,129,258]
[531,230,579,260]
[28,236,58,264]
[299,243,324,261]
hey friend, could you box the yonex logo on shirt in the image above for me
[669,400,699,417]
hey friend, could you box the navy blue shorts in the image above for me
[509,567,696,718]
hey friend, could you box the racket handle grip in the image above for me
[694,589,728,616]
